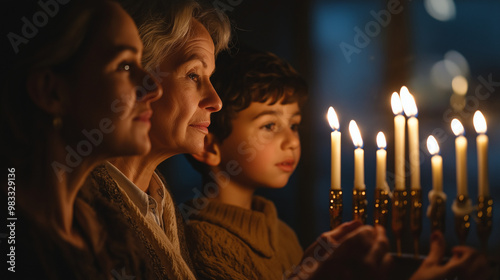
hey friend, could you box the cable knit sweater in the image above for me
[88,164,196,280]
[184,196,303,280]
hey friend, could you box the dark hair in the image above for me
[1,0,113,184]
[210,48,308,142]
[186,47,308,176]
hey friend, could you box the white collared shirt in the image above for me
[105,162,165,230]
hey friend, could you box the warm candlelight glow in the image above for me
[473,110,487,134]
[376,131,389,191]
[377,132,386,149]
[349,120,363,148]
[400,86,418,117]
[391,92,403,115]
[392,91,405,190]
[474,110,489,197]
[451,118,465,136]
[428,135,443,192]
[328,106,341,190]
[350,120,365,190]
[452,75,468,96]
[452,118,468,196]
[327,106,340,131]
[402,86,421,190]
[427,136,440,156]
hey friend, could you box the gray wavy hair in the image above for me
[118,0,231,70]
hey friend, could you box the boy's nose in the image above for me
[282,128,300,150]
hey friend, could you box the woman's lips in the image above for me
[134,110,153,122]
[276,159,295,172]
[190,121,210,134]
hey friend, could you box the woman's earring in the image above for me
[52,116,62,130]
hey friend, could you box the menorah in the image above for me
[329,186,493,256]
[327,86,493,256]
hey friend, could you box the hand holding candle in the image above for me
[473,111,489,197]
[401,86,421,190]
[328,107,341,190]
[391,92,405,190]
[349,120,365,190]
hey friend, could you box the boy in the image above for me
[184,48,307,279]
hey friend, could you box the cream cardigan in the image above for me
[89,164,196,280]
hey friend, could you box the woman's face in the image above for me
[149,19,222,156]
[60,2,162,158]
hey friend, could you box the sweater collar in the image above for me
[188,196,278,258]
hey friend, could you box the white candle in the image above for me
[451,119,468,196]
[473,111,489,197]
[427,136,443,192]
[328,107,341,190]
[349,120,365,190]
[400,86,421,190]
[376,132,389,191]
[391,92,405,190]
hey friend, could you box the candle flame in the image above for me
[400,86,418,117]
[327,106,339,130]
[391,92,403,115]
[451,118,464,136]
[427,135,440,155]
[376,132,386,149]
[473,110,487,134]
[349,120,363,148]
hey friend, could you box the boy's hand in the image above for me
[410,231,491,280]
[287,220,392,280]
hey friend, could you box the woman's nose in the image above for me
[136,71,162,102]
[200,81,222,112]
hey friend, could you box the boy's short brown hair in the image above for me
[210,48,308,142]
[186,48,308,177]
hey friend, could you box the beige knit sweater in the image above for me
[184,196,303,280]
[89,164,196,280]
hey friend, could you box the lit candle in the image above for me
[391,92,405,190]
[328,107,341,190]
[349,120,365,190]
[400,86,421,190]
[427,136,442,192]
[473,111,489,197]
[451,119,468,196]
[376,132,389,191]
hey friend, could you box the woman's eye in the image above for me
[188,73,199,82]
[118,62,133,71]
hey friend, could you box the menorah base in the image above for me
[329,189,343,230]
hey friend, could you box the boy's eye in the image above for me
[188,73,199,82]
[262,123,276,131]
[291,123,300,131]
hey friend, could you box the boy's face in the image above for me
[218,99,301,189]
